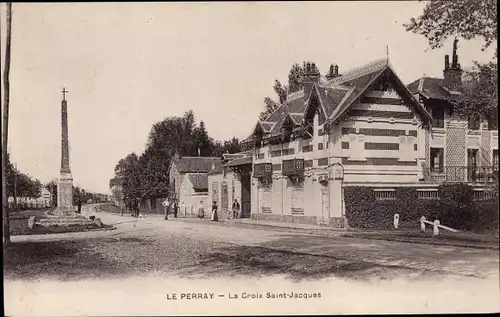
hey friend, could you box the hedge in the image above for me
[344,184,499,232]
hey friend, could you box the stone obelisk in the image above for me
[56,87,75,215]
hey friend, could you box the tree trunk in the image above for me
[2,2,13,245]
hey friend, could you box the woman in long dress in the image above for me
[211,201,218,221]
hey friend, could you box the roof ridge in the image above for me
[326,58,388,86]
[181,156,219,159]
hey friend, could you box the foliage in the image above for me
[404,0,497,50]
[404,0,498,119]
[259,62,306,121]
[344,184,498,232]
[110,110,243,206]
[5,153,42,199]
[455,61,498,119]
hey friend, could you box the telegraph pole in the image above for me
[2,2,13,245]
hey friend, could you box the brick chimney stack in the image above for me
[326,64,340,80]
[443,38,463,91]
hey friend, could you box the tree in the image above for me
[46,181,58,207]
[222,137,242,154]
[404,0,498,119]
[287,63,304,93]
[404,0,497,50]
[259,97,279,121]
[193,120,212,156]
[259,62,306,121]
[2,2,13,244]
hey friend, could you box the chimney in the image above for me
[326,64,339,80]
[302,60,321,97]
[443,38,462,91]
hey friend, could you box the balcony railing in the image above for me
[427,165,499,183]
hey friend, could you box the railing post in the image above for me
[393,213,399,229]
[420,216,426,232]
[433,220,440,236]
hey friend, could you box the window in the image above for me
[272,163,282,171]
[430,148,444,173]
[493,149,498,170]
[305,160,313,168]
[432,107,445,128]
[317,158,329,166]
[318,128,323,136]
[414,144,418,151]
[271,150,282,157]
[257,153,264,159]
[341,142,350,149]
[488,110,498,130]
[282,148,295,156]
[417,189,439,200]
[364,142,399,150]
[374,189,396,200]
[468,115,480,130]
[302,144,313,152]
[318,143,324,150]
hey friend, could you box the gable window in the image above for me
[432,107,445,128]
[430,148,444,173]
[318,143,324,150]
[468,115,480,130]
[257,153,265,160]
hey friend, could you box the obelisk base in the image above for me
[55,173,76,216]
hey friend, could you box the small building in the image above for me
[208,151,253,219]
[169,154,221,216]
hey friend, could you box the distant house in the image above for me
[208,151,253,219]
[8,187,53,208]
[168,154,221,216]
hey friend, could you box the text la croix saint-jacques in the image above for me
[166,292,322,300]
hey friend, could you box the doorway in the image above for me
[467,149,479,181]
[240,172,251,218]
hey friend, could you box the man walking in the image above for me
[162,198,170,220]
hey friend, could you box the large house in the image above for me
[169,154,221,216]
[407,39,498,183]
[242,44,498,227]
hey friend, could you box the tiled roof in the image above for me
[407,77,452,100]
[173,156,221,173]
[224,156,252,167]
[186,173,208,191]
[245,57,432,141]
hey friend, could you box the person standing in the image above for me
[174,199,178,218]
[77,198,82,214]
[197,201,205,218]
[211,201,218,222]
[162,198,170,220]
[232,199,240,219]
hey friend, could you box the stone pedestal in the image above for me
[56,173,75,216]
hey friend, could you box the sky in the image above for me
[0,2,496,194]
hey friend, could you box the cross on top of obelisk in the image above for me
[62,87,68,101]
